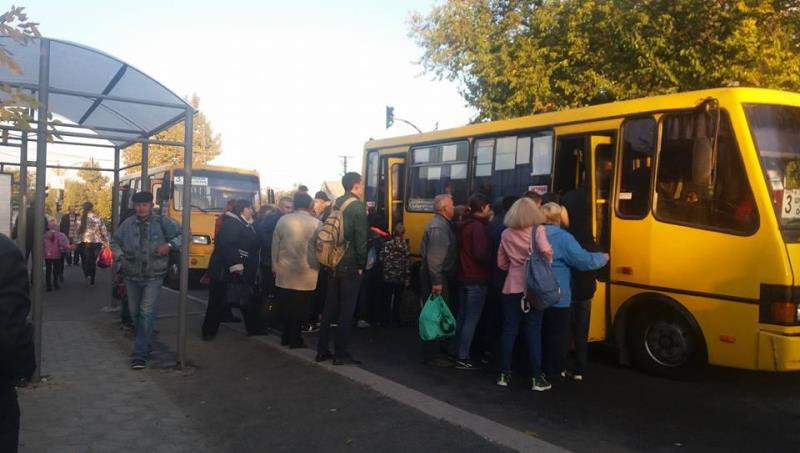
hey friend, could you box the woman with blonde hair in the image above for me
[496,197,553,390]
[539,202,608,382]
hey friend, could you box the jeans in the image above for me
[498,293,545,378]
[126,278,163,361]
[317,271,363,357]
[0,383,19,453]
[452,285,487,360]
[570,299,592,374]
[543,307,572,378]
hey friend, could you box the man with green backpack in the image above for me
[315,172,368,365]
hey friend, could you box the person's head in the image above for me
[524,191,543,207]
[79,201,94,234]
[48,219,58,231]
[393,222,405,238]
[257,204,273,218]
[293,192,313,212]
[225,198,236,212]
[313,191,331,215]
[342,172,363,198]
[504,197,546,229]
[467,193,492,218]
[541,202,563,225]
[131,191,154,219]
[82,201,93,213]
[297,184,309,194]
[278,197,293,214]
[433,194,454,220]
[234,199,254,220]
[541,192,560,205]
[68,206,75,214]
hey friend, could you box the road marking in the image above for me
[162,286,570,453]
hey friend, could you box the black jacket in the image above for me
[0,233,35,384]
[255,211,283,268]
[561,189,599,301]
[208,213,259,285]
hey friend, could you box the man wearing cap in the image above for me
[111,191,182,370]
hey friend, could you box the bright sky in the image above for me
[18,0,474,190]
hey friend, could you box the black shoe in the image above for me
[315,351,333,362]
[333,354,362,366]
[131,359,146,370]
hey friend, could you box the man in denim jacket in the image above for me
[111,191,181,370]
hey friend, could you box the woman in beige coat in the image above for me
[272,192,321,348]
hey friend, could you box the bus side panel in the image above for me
[405,211,434,256]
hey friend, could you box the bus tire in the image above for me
[627,306,707,379]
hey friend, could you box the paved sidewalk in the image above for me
[18,319,214,453]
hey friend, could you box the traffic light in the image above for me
[385,106,394,129]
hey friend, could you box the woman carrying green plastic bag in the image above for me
[419,294,456,341]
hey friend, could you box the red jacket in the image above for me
[457,215,492,285]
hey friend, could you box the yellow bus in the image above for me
[118,164,261,287]
[363,87,800,377]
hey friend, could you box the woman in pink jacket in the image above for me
[496,197,553,391]
[44,219,71,291]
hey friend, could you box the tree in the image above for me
[62,160,113,220]
[122,94,222,169]
[0,6,40,129]
[409,0,800,121]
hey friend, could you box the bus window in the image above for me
[172,170,260,211]
[618,117,657,218]
[553,136,588,195]
[655,111,757,234]
[390,161,405,227]
[472,131,553,199]
[408,141,468,211]
[364,150,387,222]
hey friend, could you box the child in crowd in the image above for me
[44,219,71,291]
[379,223,411,326]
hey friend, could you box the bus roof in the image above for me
[365,87,800,150]
[121,163,260,180]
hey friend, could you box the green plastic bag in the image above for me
[418,294,456,341]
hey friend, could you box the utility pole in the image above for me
[339,155,353,176]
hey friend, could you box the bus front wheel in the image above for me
[628,307,707,379]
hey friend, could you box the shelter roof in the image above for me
[0,36,193,147]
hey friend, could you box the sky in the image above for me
[13,0,475,190]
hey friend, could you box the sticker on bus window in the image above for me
[782,189,800,219]
[173,176,208,186]
[528,185,548,195]
[408,198,435,211]
[619,192,633,200]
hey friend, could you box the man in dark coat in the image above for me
[0,233,36,453]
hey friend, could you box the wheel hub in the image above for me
[644,320,690,367]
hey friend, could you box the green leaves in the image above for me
[410,0,800,120]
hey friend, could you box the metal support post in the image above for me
[17,134,28,253]
[140,142,148,191]
[177,109,193,368]
[112,147,120,232]
[31,39,50,381]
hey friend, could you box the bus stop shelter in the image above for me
[0,36,196,377]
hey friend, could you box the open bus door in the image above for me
[588,135,615,342]
[386,156,406,233]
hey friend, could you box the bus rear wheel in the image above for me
[628,307,706,379]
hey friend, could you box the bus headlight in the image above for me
[191,235,210,245]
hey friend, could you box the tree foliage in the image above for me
[62,160,112,220]
[0,6,40,129]
[122,94,222,170]
[409,0,800,121]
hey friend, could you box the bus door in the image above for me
[588,135,615,341]
[554,133,615,341]
[386,156,406,233]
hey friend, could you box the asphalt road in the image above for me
[182,285,800,453]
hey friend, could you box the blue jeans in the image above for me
[452,285,487,360]
[126,278,163,361]
[498,293,545,378]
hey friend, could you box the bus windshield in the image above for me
[172,170,259,211]
[745,104,800,241]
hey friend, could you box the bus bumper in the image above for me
[757,331,800,371]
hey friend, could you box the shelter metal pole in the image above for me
[17,135,28,253]
[177,109,192,368]
[112,147,120,232]
[31,38,50,382]
[140,142,149,191]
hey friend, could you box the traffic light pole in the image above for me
[394,118,423,134]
